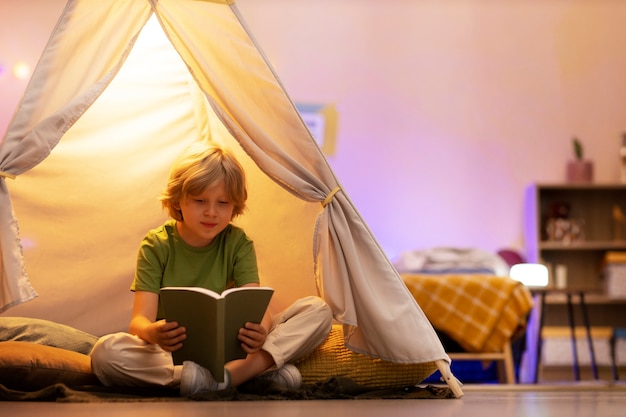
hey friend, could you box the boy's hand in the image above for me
[152,319,187,352]
[238,322,267,353]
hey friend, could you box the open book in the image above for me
[160,286,274,381]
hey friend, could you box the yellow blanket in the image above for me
[402,274,534,353]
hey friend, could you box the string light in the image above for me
[13,61,31,80]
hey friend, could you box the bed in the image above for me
[396,248,535,384]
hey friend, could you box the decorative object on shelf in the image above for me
[544,201,585,243]
[602,252,626,299]
[545,218,585,243]
[613,205,626,241]
[554,264,568,289]
[566,137,593,183]
[549,201,570,218]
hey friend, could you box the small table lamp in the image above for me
[509,263,549,287]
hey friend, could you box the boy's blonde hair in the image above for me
[160,143,247,221]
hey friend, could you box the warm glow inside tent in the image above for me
[0,0,458,395]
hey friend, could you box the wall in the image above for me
[2,0,626,261]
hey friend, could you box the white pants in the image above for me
[90,296,332,387]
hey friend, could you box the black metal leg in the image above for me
[566,293,580,381]
[578,292,598,380]
[534,292,546,383]
[610,330,618,381]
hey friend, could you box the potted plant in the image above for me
[566,137,593,183]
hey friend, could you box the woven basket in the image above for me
[295,325,437,388]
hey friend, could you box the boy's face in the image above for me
[176,180,234,247]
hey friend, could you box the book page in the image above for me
[161,286,221,298]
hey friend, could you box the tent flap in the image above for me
[0,180,37,313]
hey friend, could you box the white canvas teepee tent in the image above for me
[0,0,458,394]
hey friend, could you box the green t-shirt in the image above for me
[131,220,259,318]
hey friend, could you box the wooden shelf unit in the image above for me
[524,183,626,296]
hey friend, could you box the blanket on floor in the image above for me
[0,318,440,393]
[0,377,455,402]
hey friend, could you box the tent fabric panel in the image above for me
[1,0,152,175]
[315,201,447,363]
[0,0,153,314]
[154,0,330,197]
[0,184,37,313]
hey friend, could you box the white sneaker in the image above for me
[180,361,219,397]
[259,364,302,390]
